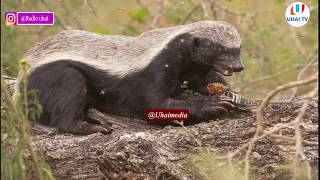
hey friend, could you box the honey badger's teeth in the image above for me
[223,69,233,76]
[213,65,233,76]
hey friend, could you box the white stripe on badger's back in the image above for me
[26,27,190,77]
[25,21,241,77]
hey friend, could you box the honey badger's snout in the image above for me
[231,59,244,72]
[213,56,244,76]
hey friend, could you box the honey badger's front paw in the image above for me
[208,95,236,111]
[198,95,236,117]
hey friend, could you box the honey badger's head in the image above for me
[188,21,244,76]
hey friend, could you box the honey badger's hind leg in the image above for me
[27,61,112,135]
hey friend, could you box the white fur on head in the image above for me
[187,21,241,49]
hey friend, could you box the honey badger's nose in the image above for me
[233,64,244,72]
[233,61,244,72]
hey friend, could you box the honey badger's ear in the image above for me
[184,36,201,51]
[193,37,201,48]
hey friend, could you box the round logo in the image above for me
[286,2,310,27]
[5,12,17,26]
[285,2,310,27]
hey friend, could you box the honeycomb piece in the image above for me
[207,83,228,95]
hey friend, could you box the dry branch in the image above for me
[256,75,317,126]
[289,55,318,100]
[150,0,164,29]
[40,0,67,30]
[199,0,209,20]
[246,75,317,180]
[290,27,306,55]
[84,0,97,17]
[180,5,200,24]
[210,0,241,17]
[221,75,318,180]
[239,64,309,92]
[292,86,318,180]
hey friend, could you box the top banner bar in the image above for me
[5,12,55,25]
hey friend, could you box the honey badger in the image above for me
[15,21,244,135]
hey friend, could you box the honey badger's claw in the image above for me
[93,125,113,134]
[209,100,235,113]
[217,101,235,108]
[202,93,240,116]
[236,94,241,104]
[219,95,233,101]
[222,92,241,104]
[229,92,241,104]
[212,106,228,112]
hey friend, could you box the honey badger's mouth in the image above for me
[213,64,234,76]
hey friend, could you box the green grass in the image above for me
[1,60,54,180]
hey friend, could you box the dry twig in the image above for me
[150,0,164,29]
[290,27,306,55]
[239,64,316,92]
[84,0,97,16]
[199,0,209,20]
[292,85,318,180]
[269,134,318,146]
[136,0,152,10]
[226,75,317,159]
[289,55,318,101]
[40,0,67,29]
[180,5,200,24]
[243,75,318,180]
[210,0,241,17]
[256,74,317,127]
[223,75,317,180]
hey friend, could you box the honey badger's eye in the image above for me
[217,47,226,55]
[193,38,213,48]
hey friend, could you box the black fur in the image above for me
[24,32,243,135]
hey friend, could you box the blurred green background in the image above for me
[1,0,318,99]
